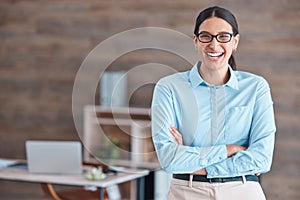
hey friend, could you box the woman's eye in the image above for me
[219,34,230,39]
[199,34,211,39]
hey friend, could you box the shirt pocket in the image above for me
[225,106,252,144]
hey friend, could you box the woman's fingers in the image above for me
[170,127,180,139]
[169,126,183,145]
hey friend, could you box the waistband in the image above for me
[173,174,259,183]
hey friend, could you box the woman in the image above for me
[151,6,276,200]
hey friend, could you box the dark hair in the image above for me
[194,6,239,70]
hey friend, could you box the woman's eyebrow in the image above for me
[198,31,232,34]
[198,31,210,34]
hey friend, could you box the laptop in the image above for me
[26,140,83,174]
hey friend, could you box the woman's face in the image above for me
[194,16,240,70]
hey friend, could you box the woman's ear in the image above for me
[233,34,240,50]
[194,35,198,50]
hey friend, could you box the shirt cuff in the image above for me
[205,145,229,178]
[204,145,227,166]
[206,165,217,178]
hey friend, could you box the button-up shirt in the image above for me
[151,61,276,178]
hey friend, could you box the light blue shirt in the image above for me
[151,61,276,178]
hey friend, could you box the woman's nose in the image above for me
[208,37,219,48]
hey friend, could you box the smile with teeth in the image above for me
[207,52,224,57]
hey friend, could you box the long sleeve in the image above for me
[206,78,276,178]
[151,82,228,174]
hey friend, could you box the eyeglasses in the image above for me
[196,32,233,43]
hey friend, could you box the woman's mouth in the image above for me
[207,52,224,57]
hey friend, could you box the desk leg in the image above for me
[41,183,63,200]
[99,188,104,200]
[137,177,145,200]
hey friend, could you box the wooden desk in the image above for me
[0,166,149,200]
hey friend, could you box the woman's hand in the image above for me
[226,144,247,157]
[169,126,183,145]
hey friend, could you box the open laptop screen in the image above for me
[26,140,83,174]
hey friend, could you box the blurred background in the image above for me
[0,0,299,199]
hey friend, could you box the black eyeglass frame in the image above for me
[196,32,234,43]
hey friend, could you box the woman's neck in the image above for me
[199,64,230,86]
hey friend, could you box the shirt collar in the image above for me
[189,61,205,88]
[189,60,239,90]
[226,65,239,90]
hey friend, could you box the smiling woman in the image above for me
[194,14,240,86]
[151,6,276,200]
